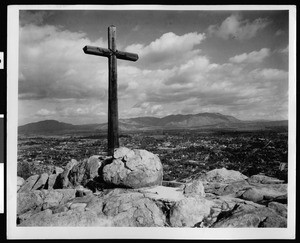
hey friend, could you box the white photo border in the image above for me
[7,4,296,239]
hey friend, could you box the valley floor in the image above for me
[18,129,288,182]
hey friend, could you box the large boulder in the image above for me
[113,147,135,159]
[200,168,251,198]
[100,189,166,227]
[241,184,287,204]
[169,196,212,227]
[212,206,287,228]
[102,147,163,188]
[16,152,289,228]
[203,168,248,183]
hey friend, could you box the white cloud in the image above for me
[249,68,288,81]
[19,23,108,100]
[119,52,288,120]
[35,108,56,117]
[125,32,205,69]
[229,48,270,63]
[208,14,270,40]
[126,102,164,117]
[277,45,289,54]
[55,104,106,118]
[119,37,287,120]
[19,14,288,124]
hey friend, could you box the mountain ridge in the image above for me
[18,112,288,134]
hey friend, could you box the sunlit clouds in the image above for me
[18,10,289,125]
[229,48,270,63]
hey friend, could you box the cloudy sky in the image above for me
[18,9,289,125]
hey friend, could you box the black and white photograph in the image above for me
[7,5,296,239]
[0,115,3,214]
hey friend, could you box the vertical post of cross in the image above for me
[108,25,119,156]
[83,26,138,156]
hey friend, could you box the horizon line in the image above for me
[18,112,288,126]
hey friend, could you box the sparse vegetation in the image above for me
[17,128,288,182]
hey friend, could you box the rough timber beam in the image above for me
[83,45,139,62]
[83,25,139,156]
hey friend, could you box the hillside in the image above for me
[18,120,99,134]
[18,113,288,135]
[18,120,76,133]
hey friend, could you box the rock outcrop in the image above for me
[17,176,25,191]
[18,165,64,193]
[53,159,78,189]
[212,205,287,228]
[202,167,248,183]
[100,190,166,227]
[32,173,49,190]
[102,147,163,188]
[17,150,288,228]
[18,175,40,193]
[19,209,113,227]
[169,196,212,227]
[183,179,205,197]
[247,174,285,184]
[17,161,63,180]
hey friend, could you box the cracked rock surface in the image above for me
[17,149,288,228]
[102,147,163,188]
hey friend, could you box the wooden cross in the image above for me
[83,25,139,156]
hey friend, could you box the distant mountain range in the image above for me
[18,112,288,135]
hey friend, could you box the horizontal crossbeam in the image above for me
[83,45,139,62]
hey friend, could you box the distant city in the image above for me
[18,123,288,183]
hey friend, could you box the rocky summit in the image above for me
[103,147,163,188]
[17,147,288,228]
